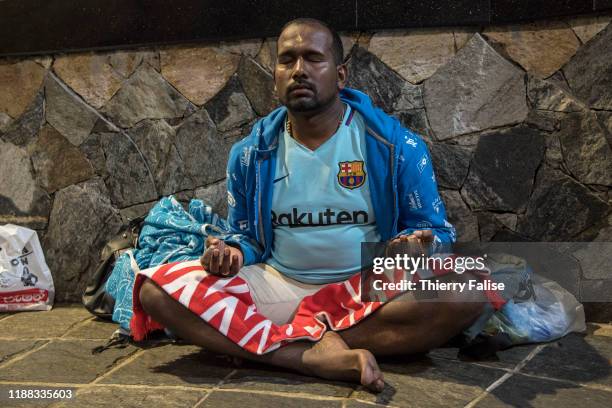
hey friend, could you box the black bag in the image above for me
[82,217,144,320]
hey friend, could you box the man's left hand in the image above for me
[387,229,435,257]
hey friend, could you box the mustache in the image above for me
[287,81,315,93]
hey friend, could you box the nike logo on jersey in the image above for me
[273,174,290,183]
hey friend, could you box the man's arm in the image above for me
[394,129,456,245]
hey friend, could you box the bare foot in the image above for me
[302,331,385,393]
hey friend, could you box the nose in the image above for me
[292,56,307,79]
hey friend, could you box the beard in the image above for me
[283,87,336,113]
[280,82,335,112]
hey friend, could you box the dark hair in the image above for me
[278,18,344,65]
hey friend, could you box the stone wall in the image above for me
[1,15,611,311]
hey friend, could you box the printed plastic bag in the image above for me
[0,224,54,311]
[483,275,585,344]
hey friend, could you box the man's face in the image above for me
[275,23,345,113]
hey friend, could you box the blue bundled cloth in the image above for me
[105,196,229,331]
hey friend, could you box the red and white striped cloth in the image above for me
[131,256,503,355]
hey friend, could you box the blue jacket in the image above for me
[223,88,456,266]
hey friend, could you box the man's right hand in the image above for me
[200,237,244,277]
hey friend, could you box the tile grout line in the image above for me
[0,340,51,370]
[197,388,351,401]
[59,316,96,338]
[463,344,546,408]
[350,398,402,408]
[512,371,612,393]
[191,369,238,408]
[0,336,120,341]
[89,348,146,385]
[0,380,213,392]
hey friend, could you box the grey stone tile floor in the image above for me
[0,305,610,408]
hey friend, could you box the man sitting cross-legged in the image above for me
[136,18,486,393]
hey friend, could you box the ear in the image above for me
[337,64,348,90]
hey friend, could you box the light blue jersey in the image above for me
[265,104,381,284]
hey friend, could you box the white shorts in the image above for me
[236,264,323,325]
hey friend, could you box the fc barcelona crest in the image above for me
[338,161,366,189]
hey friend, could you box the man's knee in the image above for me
[139,278,165,316]
[437,296,486,332]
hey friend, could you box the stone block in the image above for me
[518,167,610,241]
[44,74,98,146]
[581,280,612,303]
[63,318,119,340]
[0,340,137,383]
[205,75,255,132]
[0,306,91,339]
[202,392,340,408]
[237,57,279,116]
[557,112,612,186]
[429,144,471,189]
[0,60,45,119]
[53,53,123,109]
[1,91,44,147]
[99,344,234,387]
[522,334,612,387]
[103,65,190,128]
[193,180,228,219]
[0,138,50,229]
[108,49,160,78]
[440,190,478,242]
[484,21,580,79]
[429,343,538,370]
[396,109,432,140]
[52,387,205,408]
[255,38,277,73]
[527,75,583,113]
[369,28,456,84]
[461,126,545,212]
[351,356,506,407]
[477,212,519,242]
[92,131,158,207]
[221,363,355,397]
[0,339,44,363]
[568,14,611,44]
[127,119,188,195]
[474,373,612,407]
[175,108,232,188]
[220,39,263,58]
[30,125,94,193]
[160,45,240,106]
[43,180,123,302]
[564,23,612,110]
[347,47,423,114]
[119,201,156,224]
[424,34,527,140]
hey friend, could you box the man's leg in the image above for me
[339,272,486,356]
[138,278,385,391]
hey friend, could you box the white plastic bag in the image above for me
[0,224,54,311]
[484,275,586,344]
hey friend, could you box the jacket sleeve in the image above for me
[394,129,456,245]
[222,143,265,266]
